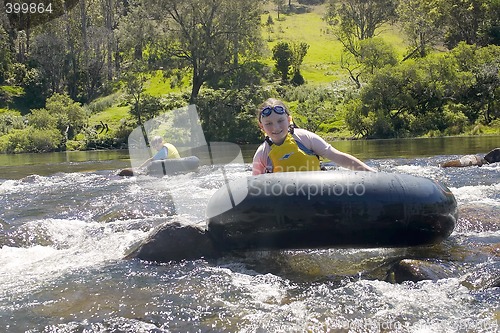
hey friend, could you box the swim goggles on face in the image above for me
[260,105,288,120]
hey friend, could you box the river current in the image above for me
[0,143,499,332]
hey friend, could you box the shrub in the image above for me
[471,124,484,135]
[2,129,30,153]
[297,0,325,5]
[0,126,63,153]
[28,108,57,129]
[0,127,63,153]
[0,110,25,134]
[442,105,469,135]
[46,93,87,135]
[27,128,64,152]
[291,71,305,86]
[196,86,273,143]
[0,85,24,107]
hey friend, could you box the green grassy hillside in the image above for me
[91,5,410,131]
[263,9,344,83]
[261,6,408,84]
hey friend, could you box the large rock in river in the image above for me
[125,222,220,262]
[440,147,500,168]
[484,147,500,164]
[440,155,486,168]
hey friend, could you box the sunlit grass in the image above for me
[144,70,171,97]
[263,11,343,84]
[262,8,409,85]
[89,105,130,127]
[144,70,191,97]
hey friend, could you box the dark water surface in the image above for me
[0,136,499,332]
[1,135,499,179]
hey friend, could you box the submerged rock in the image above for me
[125,222,220,262]
[457,204,500,233]
[117,168,135,177]
[386,259,458,283]
[460,261,500,290]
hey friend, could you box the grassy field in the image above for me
[262,6,409,84]
[263,9,345,83]
[120,5,409,95]
[90,105,130,126]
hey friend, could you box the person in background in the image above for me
[252,98,376,175]
[139,136,180,169]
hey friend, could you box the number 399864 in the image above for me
[5,2,53,14]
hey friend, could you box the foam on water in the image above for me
[393,164,445,180]
[159,265,498,333]
[0,218,147,300]
[324,279,498,333]
[1,156,499,332]
[451,183,499,206]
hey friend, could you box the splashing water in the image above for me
[0,155,498,332]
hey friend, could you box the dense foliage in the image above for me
[0,93,85,152]
[345,43,500,138]
[0,0,499,153]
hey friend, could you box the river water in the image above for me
[0,136,499,332]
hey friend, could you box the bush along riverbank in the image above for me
[1,72,499,154]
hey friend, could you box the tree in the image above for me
[273,0,287,20]
[345,54,473,137]
[116,1,158,63]
[397,0,446,60]
[265,15,275,41]
[102,0,115,81]
[146,0,264,104]
[0,26,12,84]
[271,41,309,85]
[272,42,293,82]
[341,37,398,88]
[290,42,309,85]
[340,52,362,88]
[439,0,500,48]
[30,32,66,95]
[20,66,47,109]
[325,0,398,87]
[451,43,500,124]
[325,0,397,57]
[358,37,397,74]
[124,70,148,127]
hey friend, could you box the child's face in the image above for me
[152,141,162,151]
[259,112,291,145]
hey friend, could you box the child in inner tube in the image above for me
[252,98,376,175]
[139,136,180,169]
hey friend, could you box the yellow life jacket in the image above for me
[267,133,321,173]
[165,143,181,159]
